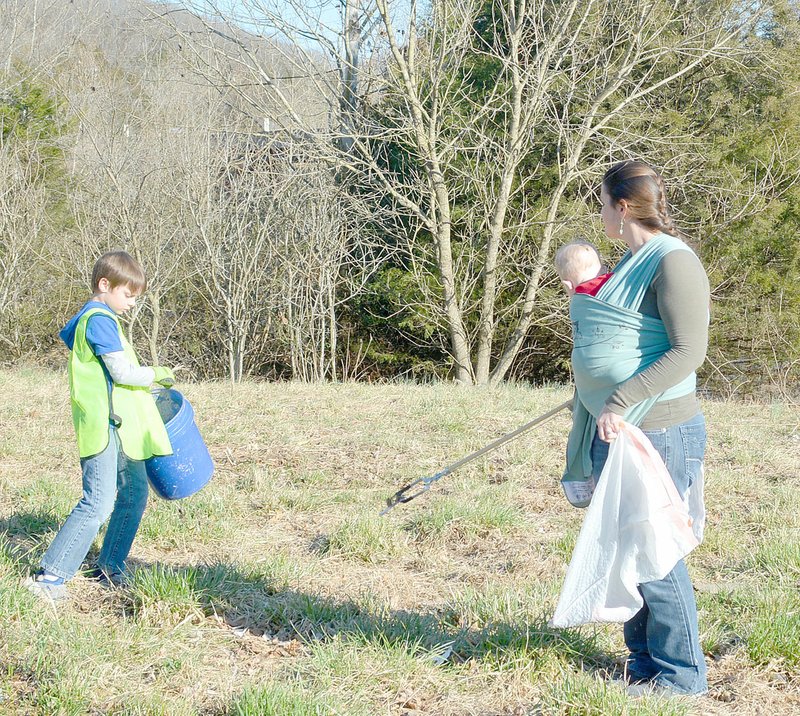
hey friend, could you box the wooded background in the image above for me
[2,0,798,395]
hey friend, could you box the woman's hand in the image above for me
[596,407,624,442]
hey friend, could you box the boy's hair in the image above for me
[554,241,602,282]
[91,251,147,294]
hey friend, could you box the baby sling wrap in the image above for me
[70,308,172,460]
[562,233,696,507]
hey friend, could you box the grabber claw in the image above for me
[379,478,432,516]
[379,399,572,516]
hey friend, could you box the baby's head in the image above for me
[554,241,603,296]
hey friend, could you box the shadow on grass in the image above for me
[0,511,63,563]
[1,514,615,679]
[1,524,621,715]
[0,511,138,575]
[0,510,62,539]
[118,560,610,675]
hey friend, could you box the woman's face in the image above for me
[600,183,622,239]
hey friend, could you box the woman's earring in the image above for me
[618,218,625,236]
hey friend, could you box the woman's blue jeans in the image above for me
[40,428,149,580]
[591,412,708,695]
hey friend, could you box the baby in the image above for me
[554,240,612,297]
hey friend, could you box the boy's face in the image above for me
[96,278,139,315]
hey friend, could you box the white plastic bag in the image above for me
[550,422,702,628]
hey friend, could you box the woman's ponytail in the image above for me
[603,161,678,237]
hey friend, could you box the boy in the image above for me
[554,240,612,296]
[25,251,175,601]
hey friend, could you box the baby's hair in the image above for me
[554,240,602,282]
[91,251,147,294]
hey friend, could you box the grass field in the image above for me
[1,367,798,715]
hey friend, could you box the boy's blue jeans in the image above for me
[40,427,149,580]
[591,412,708,696]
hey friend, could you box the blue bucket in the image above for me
[145,389,214,500]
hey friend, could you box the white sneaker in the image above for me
[23,572,68,602]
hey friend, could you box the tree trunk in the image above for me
[475,1,526,384]
[338,0,361,155]
[148,291,161,366]
[433,180,473,384]
[489,179,570,384]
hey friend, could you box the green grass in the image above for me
[229,683,348,716]
[299,634,429,698]
[750,530,800,580]
[1,368,799,714]
[440,583,607,671]
[127,563,213,623]
[104,698,198,716]
[1,608,183,715]
[10,476,77,518]
[403,490,525,541]
[747,589,800,669]
[0,532,21,570]
[137,490,235,547]
[538,674,692,715]
[551,526,580,562]
[320,514,409,563]
[698,585,800,673]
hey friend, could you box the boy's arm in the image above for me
[88,313,174,387]
[100,351,157,387]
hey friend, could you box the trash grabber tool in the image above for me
[380,398,573,516]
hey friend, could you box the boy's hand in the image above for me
[152,366,175,388]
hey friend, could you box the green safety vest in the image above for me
[69,308,173,460]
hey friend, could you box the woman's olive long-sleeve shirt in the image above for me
[605,249,710,430]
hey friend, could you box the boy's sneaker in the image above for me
[23,571,68,602]
[86,567,126,588]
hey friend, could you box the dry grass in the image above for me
[0,366,798,715]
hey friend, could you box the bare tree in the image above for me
[0,0,215,364]
[185,127,364,383]
[1,0,380,380]
[5,0,778,384]
[273,163,351,381]
[54,24,218,365]
[159,0,762,384]
[0,143,47,357]
[185,130,280,383]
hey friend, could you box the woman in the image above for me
[567,160,710,696]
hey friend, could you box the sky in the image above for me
[207,1,413,51]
